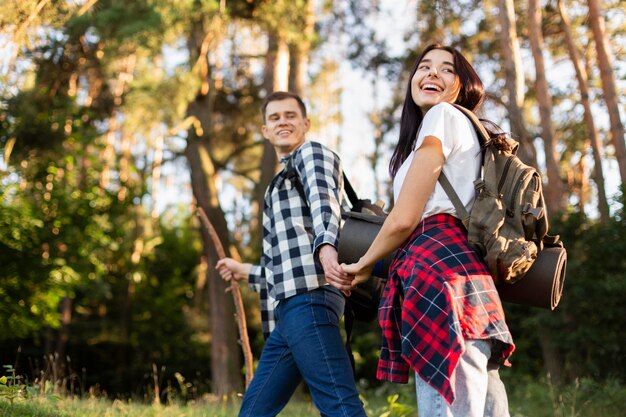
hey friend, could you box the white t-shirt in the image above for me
[393,102,481,221]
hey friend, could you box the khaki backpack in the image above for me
[440,105,559,284]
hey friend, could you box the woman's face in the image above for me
[411,49,461,113]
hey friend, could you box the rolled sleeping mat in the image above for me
[339,211,567,310]
[496,245,567,310]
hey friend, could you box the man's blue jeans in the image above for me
[239,286,367,417]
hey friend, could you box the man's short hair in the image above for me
[261,91,307,122]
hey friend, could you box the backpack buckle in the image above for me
[474,178,485,194]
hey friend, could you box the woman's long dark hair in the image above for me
[389,43,505,177]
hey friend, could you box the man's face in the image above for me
[262,98,310,158]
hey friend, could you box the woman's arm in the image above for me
[342,135,445,285]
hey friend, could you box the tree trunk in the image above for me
[289,0,315,96]
[100,54,136,189]
[289,47,306,96]
[498,0,537,167]
[184,16,242,395]
[185,129,241,394]
[54,295,72,392]
[252,30,291,249]
[587,0,626,185]
[369,67,384,201]
[274,37,290,92]
[538,324,564,385]
[558,0,610,222]
[150,134,164,220]
[528,0,565,214]
[115,270,134,393]
[116,132,133,202]
[115,207,145,393]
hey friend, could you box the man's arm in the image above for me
[297,142,352,292]
[215,258,252,282]
[297,142,343,252]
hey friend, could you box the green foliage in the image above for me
[2,89,70,156]
[0,365,34,405]
[0,364,63,409]
[555,212,626,378]
[0,181,65,338]
[67,0,166,52]
[256,0,313,42]
[378,394,416,417]
[0,135,133,339]
[503,194,626,384]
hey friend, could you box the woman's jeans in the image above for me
[415,339,510,417]
[239,286,367,417]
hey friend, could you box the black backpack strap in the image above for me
[344,300,357,376]
[284,153,356,211]
[343,173,359,208]
[282,154,307,203]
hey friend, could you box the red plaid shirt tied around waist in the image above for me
[377,214,515,404]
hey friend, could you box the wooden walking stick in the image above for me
[196,207,254,389]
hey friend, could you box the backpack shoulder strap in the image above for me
[283,153,355,210]
[452,104,490,147]
[434,105,488,227]
[438,172,470,227]
[282,154,308,203]
[343,173,360,208]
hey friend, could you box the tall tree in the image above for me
[253,0,318,252]
[288,0,315,96]
[183,8,242,394]
[498,0,537,166]
[252,30,287,250]
[557,0,610,222]
[587,0,626,185]
[528,0,566,213]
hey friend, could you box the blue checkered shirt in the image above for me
[248,141,349,337]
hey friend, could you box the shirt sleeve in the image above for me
[414,103,463,159]
[294,142,343,255]
[247,264,264,292]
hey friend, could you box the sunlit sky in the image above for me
[1,1,623,220]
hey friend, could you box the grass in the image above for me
[507,378,625,417]
[0,379,623,417]
[0,395,320,417]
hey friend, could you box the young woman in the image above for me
[342,44,515,417]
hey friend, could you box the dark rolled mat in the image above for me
[339,211,567,310]
[496,246,567,310]
[338,211,395,276]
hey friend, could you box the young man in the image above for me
[216,91,366,417]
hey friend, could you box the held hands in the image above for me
[341,260,374,291]
[318,244,353,295]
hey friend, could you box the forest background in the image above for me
[0,0,625,410]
